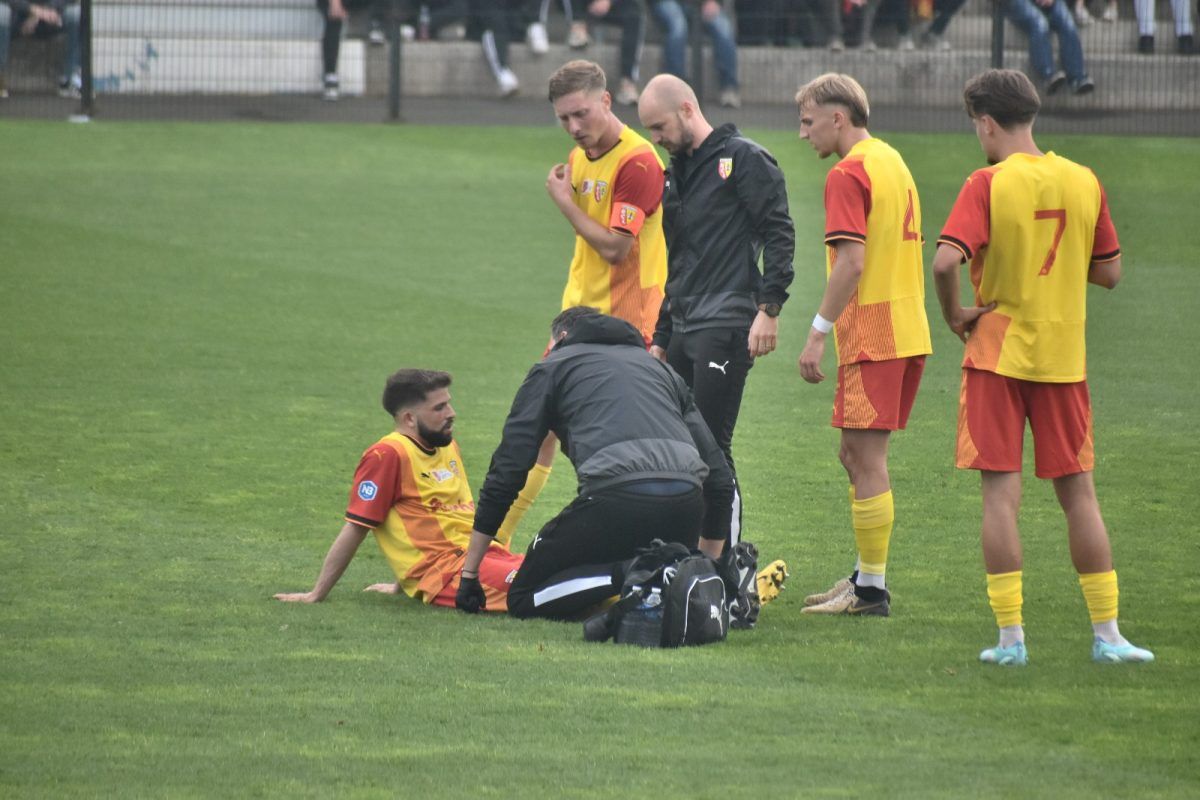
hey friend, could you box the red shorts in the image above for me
[432,545,523,613]
[833,356,925,430]
[956,368,1094,479]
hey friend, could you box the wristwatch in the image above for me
[757,303,782,318]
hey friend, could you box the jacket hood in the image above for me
[556,314,645,350]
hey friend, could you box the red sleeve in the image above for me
[823,158,871,244]
[937,168,995,261]
[609,149,665,236]
[1091,182,1120,262]
[345,444,402,528]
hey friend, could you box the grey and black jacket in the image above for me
[652,123,795,349]
[473,314,735,540]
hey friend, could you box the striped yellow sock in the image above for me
[1079,570,1119,624]
[496,464,551,547]
[986,571,1023,628]
[852,490,893,582]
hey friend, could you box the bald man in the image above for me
[638,74,795,550]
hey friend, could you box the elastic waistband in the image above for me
[612,479,698,497]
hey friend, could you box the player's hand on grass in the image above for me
[947,302,996,343]
[798,331,826,384]
[363,582,399,595]
[273,591,320,603]
[456,574,486,613]
[649,345,668,363]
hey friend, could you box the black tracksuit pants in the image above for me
[507,482,703,620]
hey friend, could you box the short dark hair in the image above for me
[550,306,600,338]
[548,60,606,102]
[381,369,452,417]
[963,69,1040,130]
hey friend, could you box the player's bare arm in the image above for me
[273,521,369,603]
[1088,256,1122,289]
[798,239,864,383]
[932,243,996,342]
[546,163,636,265]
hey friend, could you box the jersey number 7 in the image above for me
[1034,208,1067,276]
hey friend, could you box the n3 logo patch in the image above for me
[357,480,379,501]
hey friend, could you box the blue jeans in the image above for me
[650,0,739,90]
[1003,0,1086,83]
[0,3,81,80]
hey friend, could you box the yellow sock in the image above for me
[986,571,1023,628]
[852,490,893,580]
[1079,570,1119,624]
[495,464,551,547]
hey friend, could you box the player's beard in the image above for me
[417,419,453,448]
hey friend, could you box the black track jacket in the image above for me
[652,124,795,348]
[473,315,735,540]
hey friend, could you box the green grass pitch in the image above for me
[1,119,1198,798]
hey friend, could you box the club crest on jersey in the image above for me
[357,480,378,501]
[593,180,608,202]
[430,468,455,483]
[619,204,638,226]
[718,158,733,180]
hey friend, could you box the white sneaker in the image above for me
[1074,5,1094,26]
[399,24,415,41]
[1101,1,1118,21]
[615,78,639,106]
[527,22,549,54]
[898,34,915,50]
[367,22,386,45]
[567,22,591,49]
[719,88,741,108]
[497,68,520,98]
[829,36,845,52]
[322,73,339,101]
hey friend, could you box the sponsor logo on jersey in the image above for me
[580,179,593,196]
[357,480,378,501]
[619,204,638,226]
[430,468,455,483]
[505,569,518,584]
[718,158,733,180]
[428,497,476,513]
[593,180,608,202]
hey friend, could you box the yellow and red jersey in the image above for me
[824,138,932,365]
[345,433,509,609]
[562,126,667,344]
[938,152,1120,382]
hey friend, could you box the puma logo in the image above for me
[708,360,729,374]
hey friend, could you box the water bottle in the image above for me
[615,587,663,647]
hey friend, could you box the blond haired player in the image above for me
[932,69,1152,665]
[795,73,932,617]
[498,60,670,541]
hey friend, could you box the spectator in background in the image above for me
[317,0,386,100]
[524,0,579,52]
[1003,0,1094,95]
[1134,0,1194,53]
[650,1,741,107]
[857,0,915,50]
[1072,0,1117,26]
[0,0,81,99]
[916,0,969,49]
[473,0,524,96]
[578,0,647,104]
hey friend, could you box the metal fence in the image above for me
[1,0,1196,134]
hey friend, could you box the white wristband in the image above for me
[812,313,834,334]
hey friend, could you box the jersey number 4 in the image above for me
[902,190,919,242]
[1034,208,1067,276]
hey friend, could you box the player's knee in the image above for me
[506,588,537,619]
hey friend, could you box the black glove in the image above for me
[456,574,486,613]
